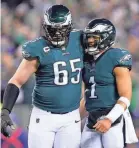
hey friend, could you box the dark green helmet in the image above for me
[43,5,73,47]
[83,18,116,55]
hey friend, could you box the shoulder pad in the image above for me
[109,48,132,70]
[69,29,83,56]
[70,29,83,37]
[22,37,42,60]
[71,29,82,32]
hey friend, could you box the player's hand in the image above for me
[93,118,112,133]
[1,109,15,137]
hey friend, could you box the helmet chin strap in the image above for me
[85,46,100,56]
[51,40,65,47]
[85,46,103,60]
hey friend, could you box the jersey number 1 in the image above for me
[54,58,81,85]
[89,76,97,99]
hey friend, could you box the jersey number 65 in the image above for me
[53,58,81,85]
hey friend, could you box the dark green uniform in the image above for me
[22,30,83,113]
[83,48,132,112]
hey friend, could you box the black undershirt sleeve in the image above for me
[2,83,19,113]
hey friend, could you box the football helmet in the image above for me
[83,18,116,55]
[43,5,73,47]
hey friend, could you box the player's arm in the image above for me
[2,58,38,112]
[114,67,132,109]
[1,58,38,136]
[105,67,132,123]
[9,59,38,88]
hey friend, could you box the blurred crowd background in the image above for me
[1,0,139,147]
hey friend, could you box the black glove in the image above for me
[1,109,15,137]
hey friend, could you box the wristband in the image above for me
[105,104,124,123]
[119,96,130,108]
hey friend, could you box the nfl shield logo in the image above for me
[43,47,50,53]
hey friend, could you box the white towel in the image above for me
[123,109,138,144]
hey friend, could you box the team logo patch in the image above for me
[36,118,40,123]
[119,54,132,63]
[43,46,50,53]
[22,50,31,58]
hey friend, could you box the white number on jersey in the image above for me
[89,76,97,99]
[54,61,68,85]
[53,58,81,85]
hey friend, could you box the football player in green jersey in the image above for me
[81,18,137,148]
[1,5,83,148]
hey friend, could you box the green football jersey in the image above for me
[22,30,83,113]
[83,48,132,112]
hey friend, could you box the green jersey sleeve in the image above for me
[22,40,39,60]
[110,48,132,70]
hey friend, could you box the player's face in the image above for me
[88,37,95,47]
[87,35,100,48]
[47,26,65,41]
[46,25,70,46]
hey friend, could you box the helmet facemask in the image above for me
[43,23,72,47]
[43,5,73,48]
